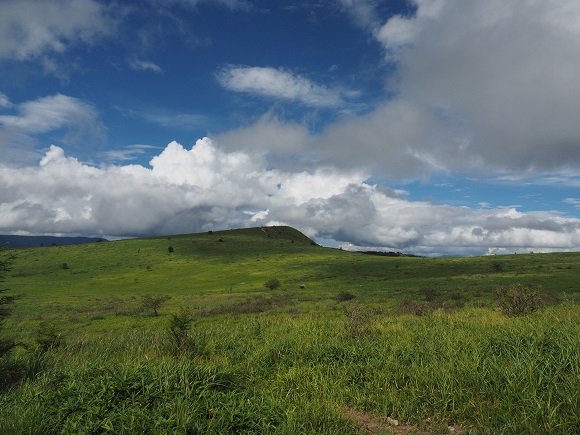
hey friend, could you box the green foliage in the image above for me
[264,278,281,290]
[494,283,542,317]
[167,307,195,354]
[35,322,64,352]
[141,294,171,317]
[336,290,356,302]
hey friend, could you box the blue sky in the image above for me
[1,0,580,256]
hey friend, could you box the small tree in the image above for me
[168,307,195,353]
[264,278,281,290]
[141,294,171,317]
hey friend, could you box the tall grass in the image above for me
[1,305,577,434]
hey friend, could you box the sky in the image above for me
[1,0,580,256]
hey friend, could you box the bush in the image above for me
[264,278,281,290]
[395,298,439,316]
[167,307,196,354]
[491,261,504,272]
[494,283,542,317]
[342,304,372,337]
[35,322,64,352]
[421,287,440,302]
[141,294,171,317]
[336,290,356,302]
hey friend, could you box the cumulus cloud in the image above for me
[245,0,580,178]
[216,65,347,108]
[0,0,115,61]
[2,138,580,256]
[380,0,580,173]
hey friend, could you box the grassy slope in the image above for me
[1,226,579,434]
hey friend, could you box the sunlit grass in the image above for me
[1,227,579,433]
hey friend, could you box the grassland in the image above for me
[0,226,578,434]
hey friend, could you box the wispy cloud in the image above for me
[100,144,161,163]
[0,92,12,108]
[0,94,99,134]
[0,0,116,61]
[117,105,210,131]
[564,198,580,208]
[0,93,105,161]
[216,65,348,108]
[129,59,163,74]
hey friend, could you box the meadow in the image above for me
[0,226,578,434]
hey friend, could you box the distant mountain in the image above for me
[0,235,106,249]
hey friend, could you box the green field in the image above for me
[1,226,579,434]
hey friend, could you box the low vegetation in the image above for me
[0,226,578,433]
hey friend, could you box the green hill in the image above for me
[0,226,578,434]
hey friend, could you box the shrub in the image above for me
[395,298,439,316]
[491,261,504,272]
[264,278,281,290]
[141,294,171,317]
[421,287,440,302]
[494,283,542,317]
[35,322,64,352]
[336,290,356,302]
[342,304,372,337]
[167,307,195,354]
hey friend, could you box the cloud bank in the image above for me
[2,138,580,256]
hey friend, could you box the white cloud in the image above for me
[0,92,11,108]
[381,0,580,173]
[216,65,347,108]
[0,0,115,61]
[0,94,99,134]
[147,0,252,12]
[310,0,580,176]
[117,105,210,131]
[0,93,105,163]
[100,145,161,163]
[2,138,580,256]
[336,0,380,29]
[564,198,580,208]
[129,59,163,74]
